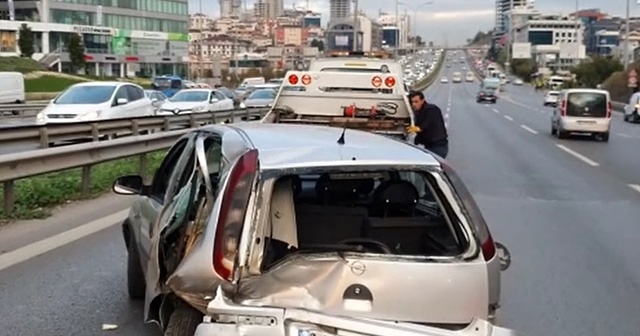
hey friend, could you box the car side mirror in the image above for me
[495,242,511,271]
[116,98,128,105]
[210,98,219,103]
[113,175,145,195]
[151,98,158,102]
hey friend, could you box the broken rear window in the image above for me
[260,169,468,270]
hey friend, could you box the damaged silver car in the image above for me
[113,123,513,336]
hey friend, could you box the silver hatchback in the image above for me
[113,123,513,336]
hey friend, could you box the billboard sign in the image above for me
[511,42,531,59]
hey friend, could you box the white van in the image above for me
[239,77,265,88]
[0,72,26,105]
[551,89,612,142]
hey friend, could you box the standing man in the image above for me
[407,91,449,158]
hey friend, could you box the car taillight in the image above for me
[561,100,567,116]
[607,101,612,118]
[212,149,259,281]
[481,234,496,261]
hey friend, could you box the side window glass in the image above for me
[114,86,128,103]
[204,136,223,194]
[215,91,226,100]
[399,171,433,200]
[125,86,139,101]
[171,80,182,89]
[149,138,191,203]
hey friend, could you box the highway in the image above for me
[0,52,639,336]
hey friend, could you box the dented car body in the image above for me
[114,122,513,335]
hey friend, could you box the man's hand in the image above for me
[406,125,421,133]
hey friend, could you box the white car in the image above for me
[551,89,612,141]
[440,77,449,83]
[158,89,234,115]
[512,78,524,86]
[36,81,154,124]
[544,91,559,106]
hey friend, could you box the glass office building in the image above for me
[0,0,189,77]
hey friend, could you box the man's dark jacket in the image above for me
[414,103,448,147]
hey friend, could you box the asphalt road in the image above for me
[1,54,640,336]
[429,61,640,335]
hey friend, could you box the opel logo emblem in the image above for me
[349,261,366,275]
[173,108,180,114]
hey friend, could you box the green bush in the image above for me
[0,56,45,73]
[0,150,166,221]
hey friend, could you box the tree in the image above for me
[573,56,623,88]
[68,34,86,73]
[510,59,537,81]
[18,24,34,58]
[310,39,325,52]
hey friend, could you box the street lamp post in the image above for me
[399,1,433,54]
[395,0,399,57]
[624,0,631,69]
[353,0,359,51]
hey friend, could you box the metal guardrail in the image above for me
[463,50,627,112]
[0,108,268,213]
[413,52,446,92]
[0,103,48,117]
[0,108,268,149]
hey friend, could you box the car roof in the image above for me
[221,123,441,170]
[74,81,127,87]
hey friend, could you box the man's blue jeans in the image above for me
[426,143,449,159]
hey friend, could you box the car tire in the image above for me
[551,124,557,136]
[624,114,629,122]
[164,304,202,336]
[600,132,610,142]
[127,242,146,300]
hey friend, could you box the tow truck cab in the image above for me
[262,71,415,141]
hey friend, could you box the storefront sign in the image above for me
[72,25,112,35]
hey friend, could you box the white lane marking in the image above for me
[446,107,450,112]
[616,133,632,138]
[555,144,599,167]
[629,184,640,194]
[503,115,514,121]
[0,209,129,271]
[520,124,538,134]
[492,108,499,113]
[445,113,449,119]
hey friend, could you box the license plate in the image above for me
[577,120,596,125]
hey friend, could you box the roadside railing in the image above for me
[0,108,269,149]
[0,108,268,214]
[413,52,446,92]
[463,50,627,112]
[0,103,48,118]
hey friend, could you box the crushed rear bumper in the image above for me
[194,288,519,336]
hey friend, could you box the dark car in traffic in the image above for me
[476,89,497,104]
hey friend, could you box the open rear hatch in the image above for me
[236,168,491,326]
[262,71,414,139]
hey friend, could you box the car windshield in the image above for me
[170,91,209,102]
[153,78,171,89]
[54,85,116,104]
[248,89,276,100]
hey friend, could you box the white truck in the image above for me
[262,70,415,140]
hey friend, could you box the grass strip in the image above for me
[0,150,167,221]
[25,76,87,93]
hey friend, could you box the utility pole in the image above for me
[624,0,630,69]
[504,0,513,76]
[198,0,203,79]
[353,0,359,51]
[574,0,580,67]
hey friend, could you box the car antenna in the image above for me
[337,126,347,145]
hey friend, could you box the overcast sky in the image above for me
[188,0,640,45]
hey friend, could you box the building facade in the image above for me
[329,0,350,20]
[254,0,283,19]
[494,0,530,38]
[0,0,189,77]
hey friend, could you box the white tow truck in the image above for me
[262,70,415,140]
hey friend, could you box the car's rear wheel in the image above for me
[127,242,146,300]
[164,304,202,336]
[600,132,609,142]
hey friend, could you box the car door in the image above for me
[212,91,230,111]
[125,85,149,117]
[108,85,130,119]
[136,136,195,265]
